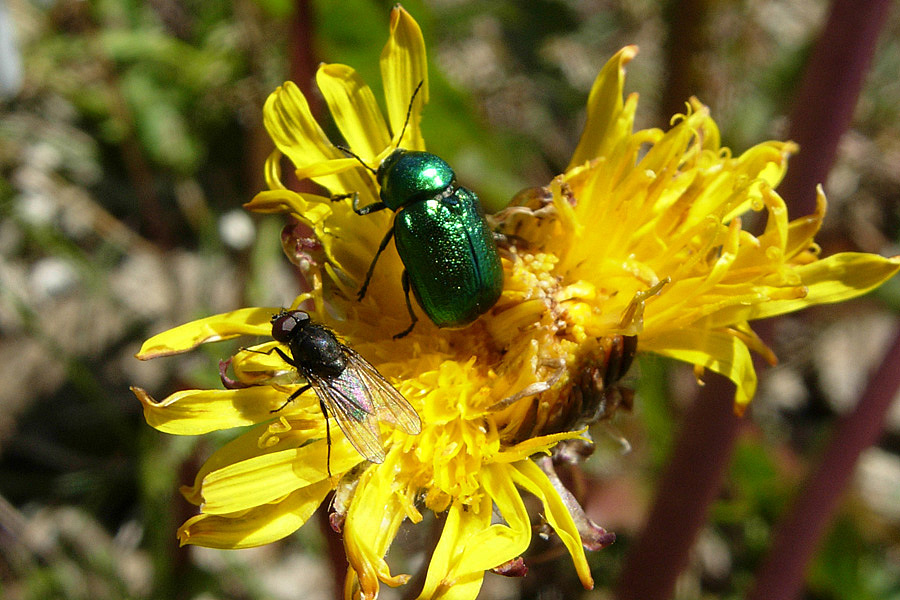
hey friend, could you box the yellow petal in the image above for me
[567,45,638,169]
[636,106,706,179]
[429,573,484,600]
[744,187,789,266]
[246,188,378,284]
[136,307,277,358]
[293,156,372,181]
[511,460,594,589]
[317,63,391,160]
[263,149,288,190]
[417,496,491,600]
[495,430,585,462]
[685,285,805,331]
[132,386,296,434]
[784,187,826,259]
[380,6,428,150]
[263,82,376,196]
[451,464,531,575]
[748,252,900,321]
[200,440,364,514]
[344,458,414,598]
[177,481,332,549]
[244,188,333,221]
[180,417,324,505]
[263,80,340,167]
[733,140,797,190]
[643,327,757,408]
[731,321,778,366]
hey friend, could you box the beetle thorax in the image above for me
[377,149,456,210]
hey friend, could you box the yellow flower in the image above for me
[132,6,900,600]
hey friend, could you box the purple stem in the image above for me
[614,0,893,596]
[613,373,745,600]
[658,0,710,124]
[747,323,900,600]
[290,0,322,120]
[745,0,896,597]
[777,0,892,216]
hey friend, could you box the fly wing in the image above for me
[307,370,386,464]
[342,348,421,435]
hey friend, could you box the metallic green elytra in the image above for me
[350,149,504,338]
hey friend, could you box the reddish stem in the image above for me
[612,4,744,595]
[745,1,895,597]
[658,0,710,125]
[614,0,891,596]
[777,0,892,216]
[290,0,322,118]
[747,324,900,600]
[318,497,348,599]
[613,374,745,600]
[289,2,347,594]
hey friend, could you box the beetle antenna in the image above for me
[395,80,424,149]
[336,145,378,177]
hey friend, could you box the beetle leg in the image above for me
[330,192,387,216]
[358,226,395,300]
[351,193,388,216]
[355,202,389,215]
[352,195,387,217]
[393,270,419,339]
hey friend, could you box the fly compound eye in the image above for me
[270,314,293,342]
[271,310,309,342]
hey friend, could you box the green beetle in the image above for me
[344,147,504,338]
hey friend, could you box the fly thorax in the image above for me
[293,327,346,377]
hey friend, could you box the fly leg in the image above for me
[242,346,310,413]
[317,396,333,478]
[271,383,311,413]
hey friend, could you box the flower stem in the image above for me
[777,0,892,217]
[746,1,896,596]
[318,498,348,599]
[747,323,900,600]
[290,0,320,114]
[613,372,745,600]
[614,0,891,595]
[659,0,711,125]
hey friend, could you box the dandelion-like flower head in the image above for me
[133,7,900,599]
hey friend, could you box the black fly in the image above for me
[260,310,421,474]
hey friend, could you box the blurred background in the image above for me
[1,0,899,598]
